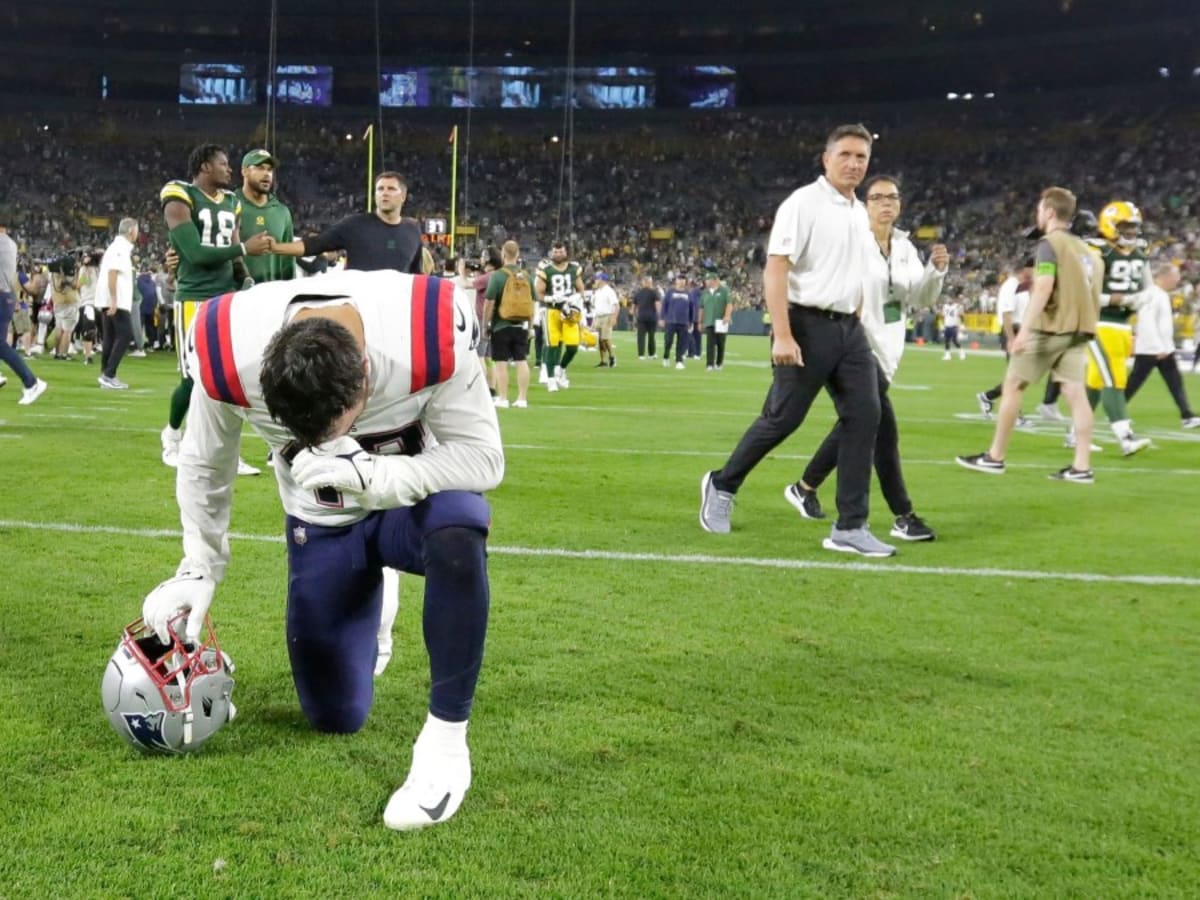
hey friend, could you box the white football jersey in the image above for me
[176,269,503,582]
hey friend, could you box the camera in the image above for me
[45,254,78,277]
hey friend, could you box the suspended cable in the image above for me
[374,0,385,168]
[554,0,577,242]
[463,0,475,230]
[265,0,279,153]
[566,0,576,243]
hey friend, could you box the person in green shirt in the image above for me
[238,149,295,284]
[482,240,533,408]
[699,271,733,370]
[159,143,271,474]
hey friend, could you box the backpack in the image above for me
[497,267,535,322]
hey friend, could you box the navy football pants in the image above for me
[284,491,491,734]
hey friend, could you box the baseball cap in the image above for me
[242,149,277,168]
[595,272,610,281]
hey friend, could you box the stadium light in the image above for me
[947,92,959,100]
[963,92,974,100]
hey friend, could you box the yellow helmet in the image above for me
[1098,201,1143,244]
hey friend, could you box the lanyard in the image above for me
[878,233,902,324]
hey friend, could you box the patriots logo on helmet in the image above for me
[122,711,175,753]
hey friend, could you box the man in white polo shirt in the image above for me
[96,217,139,390]
[700,123,893,557]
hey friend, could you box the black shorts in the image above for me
[490,326,530,362]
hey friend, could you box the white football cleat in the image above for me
[236,457,261,476]
[383,743,471,831]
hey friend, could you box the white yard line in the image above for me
[2,518,1196,587]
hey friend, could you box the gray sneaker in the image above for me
[699,471,734,534]
[822,526,896,558]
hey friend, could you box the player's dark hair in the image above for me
[551,240,568,251]
[374,171,407,189]
[261,318,366,448]
[826,123,873,150]
[188,143,227,179]
[864,174,901,195]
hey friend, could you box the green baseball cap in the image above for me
[241,148,277,168]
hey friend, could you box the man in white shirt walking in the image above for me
[591,272,620,368]
[1125,262,1199,428]
[96,218,139,389]
[700,124,893,557]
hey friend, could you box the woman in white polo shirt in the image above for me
[700,124,894,558]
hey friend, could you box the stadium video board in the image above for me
[274,65,333,106]
[662,66,737,109]
[380,66,655,109]
[179,63,256,105]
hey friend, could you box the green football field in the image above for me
[1,332,1197,898]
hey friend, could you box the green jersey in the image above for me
[239,191,295,283]
[700,285,731,325]
[160,180,242,299]
[536,260,582,303]
[1096,241,1148,325]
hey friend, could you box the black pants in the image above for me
[141,311,157,348]
[803,362,911,518]
[1126,353,1194,418]
[705,326,727,368]
[944,325,960,350]
[100,309,132,379]
[636,319,657,357]
[663,323,689,363]
[159,306,175,349]
[713,306,880,529]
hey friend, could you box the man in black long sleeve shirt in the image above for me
[272,172,423,273]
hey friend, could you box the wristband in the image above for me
[239,242,246,257]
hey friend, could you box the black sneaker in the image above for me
[956,452,1005,474]
[784,483,826,520]
[1049,466,1094,484]
[976,391,993,417]
[890,512,936,541]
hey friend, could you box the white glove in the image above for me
[290,435,377,501]
[142,571,215,644]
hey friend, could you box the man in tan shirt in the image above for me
[957,186,1101,482]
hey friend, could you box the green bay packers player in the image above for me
[1077,201,1151,456]
[160,143,271,471]
[535,241,586,392]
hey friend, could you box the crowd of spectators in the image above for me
[2,87,1198,325]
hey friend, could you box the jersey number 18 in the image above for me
[197,208,237,248]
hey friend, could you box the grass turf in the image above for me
[0,333,1197,898]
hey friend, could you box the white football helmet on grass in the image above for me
[101,613,236,754]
